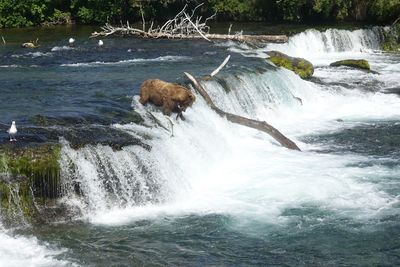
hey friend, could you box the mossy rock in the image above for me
[0,144,61,196]
[0,143,62,225]
[382,41,400,53]
[330,59,371,70]
[382,22,400,53]
[0,143,61,198]
[266,51,314,79]
[0,178,36,225]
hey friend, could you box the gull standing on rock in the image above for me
[7,121,17,142]
[69,37,75,47]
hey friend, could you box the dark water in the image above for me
[1,25,400,266]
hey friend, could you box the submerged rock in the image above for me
[330,59,371,70]
[266,51,314,79]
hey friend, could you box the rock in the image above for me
[330,59,371,70]
[382,21,400,53]
[266,51,314,79]
[0,143,61,225]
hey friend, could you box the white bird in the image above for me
[98,40,104,47]
[7,121,17,142]
[69,37,75,47]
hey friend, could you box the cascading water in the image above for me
[228,27,387,66]
[0,222,75,267]
[58,61,400,225]
[1,25,399,265]
[267,28,384,55]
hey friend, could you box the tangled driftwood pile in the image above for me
[91,4,287,43]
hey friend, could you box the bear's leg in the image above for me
[139,90,149,105]
[162,99,174,116]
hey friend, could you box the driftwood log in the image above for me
[91,4,288,43]
[91,26,288,43]
[184,72,301,151]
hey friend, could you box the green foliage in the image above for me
[72,0,135,24]
[42,9,71,26]
[368,0,400,21]
[0,0,398,28]
[0,0,48,27]
[382,22,400,53]
[209,0,258,20]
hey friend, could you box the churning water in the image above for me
[0,26,399,266]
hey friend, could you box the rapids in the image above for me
[0,25,399,266]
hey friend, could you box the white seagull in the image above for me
[98,40,104,47]
[7,121,17,142]
[69,37,75,47]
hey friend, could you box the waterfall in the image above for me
[56,61,400,224]
[266,28,384,56]
[227,27,386,66]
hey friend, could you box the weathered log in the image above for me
[205,34,288,43]
[91,29,288,43]
[184,72,301,151]
[90,4,288,43]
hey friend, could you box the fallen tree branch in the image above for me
[90,4,288,43]
[184,72,301,151]
[211,55,231,77]
[91,27,288,43]
[183,11,211,42]
[392,16,400,26]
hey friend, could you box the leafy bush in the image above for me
[0,0,398,28]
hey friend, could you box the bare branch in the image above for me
[184,72,301,151]
[211,55,231,77]
[89,4,288,44]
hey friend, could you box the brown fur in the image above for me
[139,79,196,116]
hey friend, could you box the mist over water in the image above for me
[1,26,400,266]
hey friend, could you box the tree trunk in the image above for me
[184,72,301,151]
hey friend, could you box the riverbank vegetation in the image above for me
[0,0,398,28]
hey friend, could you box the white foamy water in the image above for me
[0,227,76,267]
[51,46,74,52]
[228,27,385,66]
[266,28,383,57]
[85,100,398,226]
[0,64,38,68]
[53,27,400,227]
[61,56,192,67]
[0,64,20,68]
[61,67,400,226]
[11,52,53,58]
[201,67,400,137]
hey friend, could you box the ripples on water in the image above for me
[0,25,399,266]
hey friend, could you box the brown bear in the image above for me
[139,79,196,118]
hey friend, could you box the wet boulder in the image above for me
[266,51,314,79]
[330,59,370,71]
[382,20,400,53]
[0,143,62,225]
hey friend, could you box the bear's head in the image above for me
[179,91,196,111]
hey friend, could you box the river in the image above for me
[0,25,399,266]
